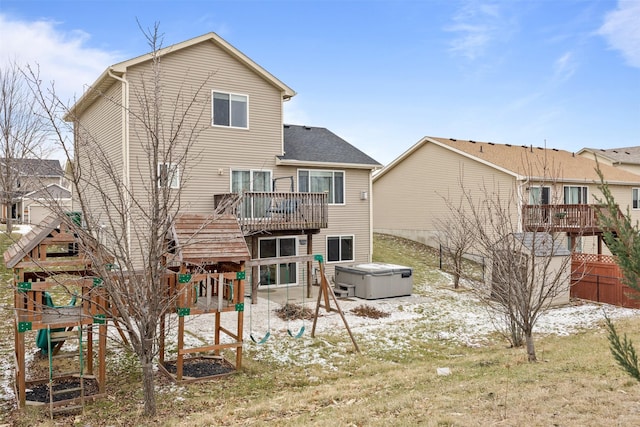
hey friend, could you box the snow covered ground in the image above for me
[2,270,639,409]
[177,271,640,369]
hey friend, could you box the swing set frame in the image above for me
[244,254,359,352]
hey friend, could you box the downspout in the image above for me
[368,169,375,262]
[107,70,131,254]
[517,177,529,233]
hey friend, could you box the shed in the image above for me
[487,232,571,306]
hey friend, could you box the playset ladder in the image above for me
[47,322,85,418]
[311,255,360,353]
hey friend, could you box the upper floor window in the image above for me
[529,186,550,205]
[298,169,344,204]
[633,188,639,209]
[232,169,271,218]
[212,91,248,128]
[158,163,179,189]
[564,186,588,204]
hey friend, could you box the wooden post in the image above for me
[98,322,107,393]
[177,315,184,381]
[251,237,259,304]
[306,233,313,299]
[236,270,244,369]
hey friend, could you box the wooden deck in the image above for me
[214,192,328,234]
[522,204,614,235]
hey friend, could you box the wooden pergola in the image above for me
[158,213,250,382]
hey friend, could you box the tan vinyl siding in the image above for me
[73,81,124,228]
[373,141,515,247]
[124,41,284,214]
[271,165,374,280]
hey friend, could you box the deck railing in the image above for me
[522,204,616,234]
[214,192,328,233]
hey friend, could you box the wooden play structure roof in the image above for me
[4,214,79,269]
[168,214,250,265]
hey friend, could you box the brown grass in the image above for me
[2,233,640,426]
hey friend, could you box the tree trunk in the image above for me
[141,355,156,416]
[5,202,13,234]
[525,332,537,362]
[453,272,460,289]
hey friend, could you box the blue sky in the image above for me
[0,0,638,166]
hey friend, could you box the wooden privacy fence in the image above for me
[571,253,640,309]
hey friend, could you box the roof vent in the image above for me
[613,150,618,153]
[304,126,311,130]
[488,142,495,145]
[537,147,543,150]
[625,151,631,155]
[469,140,475,143]
[449,138,457,141]
[552,148,558,151]
[284,124,290,128]
[506,144,511,147]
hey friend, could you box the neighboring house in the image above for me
[0,158,66,224]
[65,32,380,285]
[21,184,72,225]
[577,146,640,176]
[372,136,640,257]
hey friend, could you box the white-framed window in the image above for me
[633,188,639,210]
[563,186,588,204]
[158,163,179,189]
[212,91,248,128]
[298,169,345,204]
[231,169,271,218]
[567,234,583,253]
[529,186,550,204]
[258,236,298,286]
[326,235,354,263]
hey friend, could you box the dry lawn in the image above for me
[2,233,640,426]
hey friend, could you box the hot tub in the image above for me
[335,263,413,299]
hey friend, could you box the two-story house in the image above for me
[0,158,70,224]
[65,32,380,287]
[373,136,640,256]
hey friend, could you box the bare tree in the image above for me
[25,23,211,416]
[435,195,475,289]
[0,60,50,233]
[443,170,577,361]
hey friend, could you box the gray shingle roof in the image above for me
[0,158,64,177]
[512,232,570,257]
[581,146,640,165]
[281,124,381,167]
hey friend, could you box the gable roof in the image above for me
[278,124,382,169]
[65,32,296,120]
[0,158,63,177]
[577,146,640,166]
[168,214,250,265]
[23,183,71,200]
[374,136,640,185]
[4,214,65,268]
